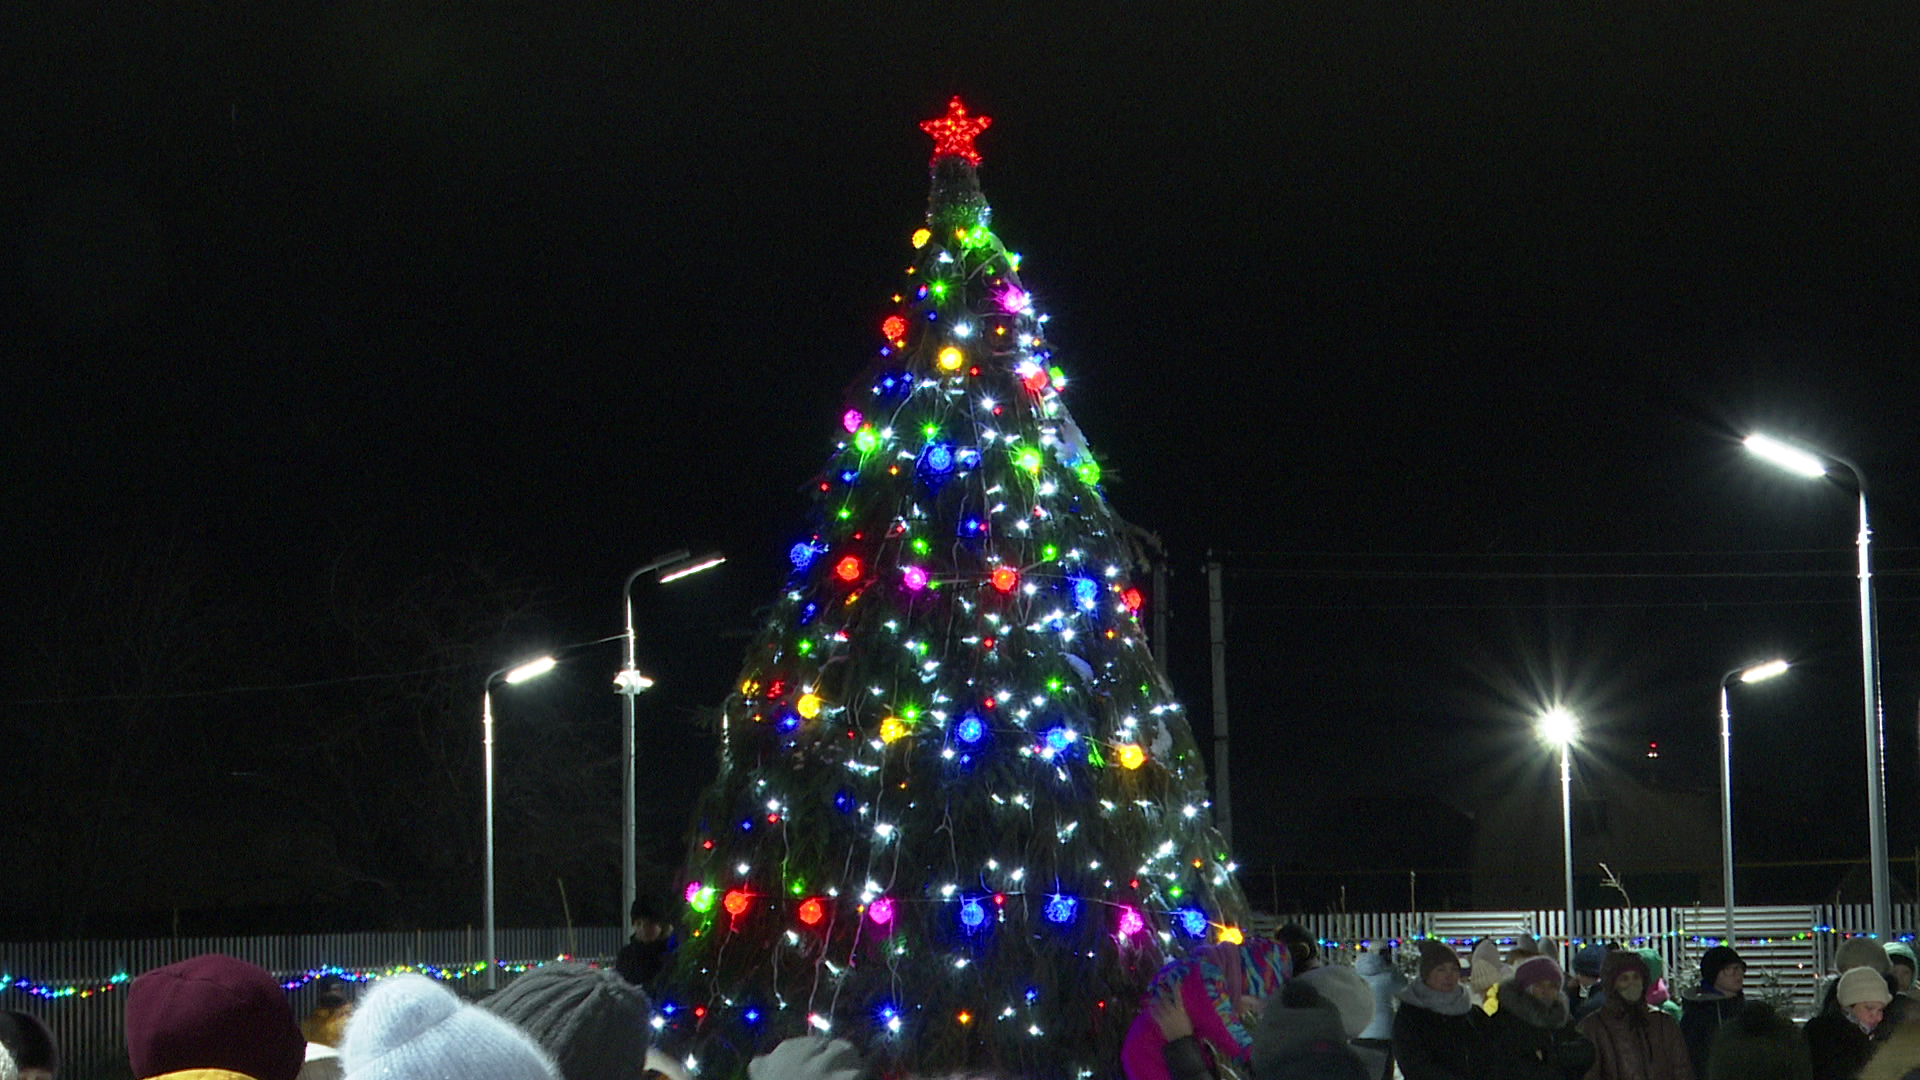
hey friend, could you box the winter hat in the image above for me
[1249,983,1370,1080]
[1467,938,1508,995]
[1507,933,1552,961]
[1700,946,1745,989]
[745,1035,870,1080]
[1514,956,1564,994]
[1599,949,1652,992]
[1573,944,1610,978]
[1837,966,1894,1009]
[343,974,558,1080]
[482,964,650,1080]
[125,954,305,1080]
[0,1012,57,1077]
[1836,937,1892,975]
[1885,942,1917,974]
[1297,964,1375,1038]
[1417,939,1461,982]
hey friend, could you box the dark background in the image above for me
[5,2,1917,937]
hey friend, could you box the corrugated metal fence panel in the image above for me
[1673,906,1821,1019]
[0,928,623,1080]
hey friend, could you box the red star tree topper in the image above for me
[920,96,992,165]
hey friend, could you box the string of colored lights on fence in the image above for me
[0,956,593,1001]
[1301,930,1919,954]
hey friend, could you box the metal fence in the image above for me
[0,926,622,1080]
[1254,903,1916,1020]
[4,907,1913,1079]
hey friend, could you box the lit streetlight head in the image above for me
[1743,433,1827,479]
[658,551,727,584]
[1739,659,1790,684]
[1538,706,1579,747]
[613,669,655,694]
[503,656,557,684]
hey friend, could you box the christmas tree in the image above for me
[658,99,1247,1080]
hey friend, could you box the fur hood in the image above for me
[1860,1020,1920,1080]
[1496,977,1570,1029]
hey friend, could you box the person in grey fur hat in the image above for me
[342,974,558,1080]
[483,964,651,1080]
[745,1036,871,1080]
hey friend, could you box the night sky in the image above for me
[7,3,1918,930]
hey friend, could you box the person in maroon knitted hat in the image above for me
[124,954,305,1080]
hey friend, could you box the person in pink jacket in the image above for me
[1122,936,1292,1080]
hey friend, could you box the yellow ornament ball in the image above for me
[1218,926,1245,945]
[1116,744,1147,770]
[937,346,965,372]
[912,228,932,249]
[797,693,822,719]
[879,717,908,743]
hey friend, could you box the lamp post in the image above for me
[484,654,558,989]
[1719,659,1789,945]
[618,549,726,925]
[1539,706,1579,948]
[1744,432,1889,939]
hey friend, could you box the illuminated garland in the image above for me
[0,956,599,1001]
[1296,931,1919,953]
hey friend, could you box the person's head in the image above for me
[482,963,651,1080]
[1838,966,1893,1032]
[124,954,305,1080]
[1515,956,1564,1005]
[1572,944,1609,990]
[1506,933,1550,966]
[630,898,670,943]
[1276,923,1321,972]
[1884,943,1916,993]
[1599,949,1652,1006]
[1835,937,1892,976]
[1297,964,1374,1039]
[1705,1002,1813,1080]
[1417,939,1462,993]
[1701,946,1746,997]
[343,974,558,1080]
[0,1012,57,1080]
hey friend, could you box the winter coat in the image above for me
[1484,978,1595,1080]
[1803,1010,1877,1080]
[1577,997,1695,1080]
[1391,980,1485,1080]
[1355,950,1408,1041]
[1121,938,1291,1080]
[1677,989,1741,1078]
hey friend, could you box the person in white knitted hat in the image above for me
[342,975,558,1080]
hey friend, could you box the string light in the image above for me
[919,97,992,165]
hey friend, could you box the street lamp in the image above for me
[619,549,726,924]
[1538,706,1579,949]
[1744,431,1889,939]
[1719,659,1789,945]
[484,654,558,989]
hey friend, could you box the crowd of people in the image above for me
[1124,926,1920,1080]
[4,910,1920,1080]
